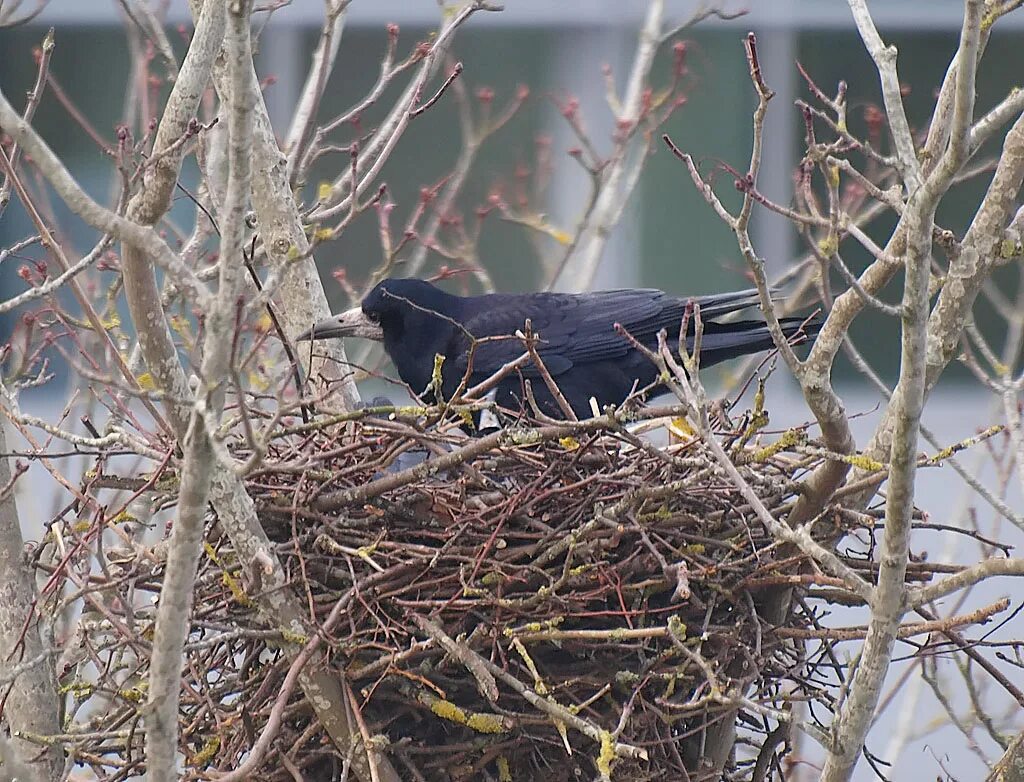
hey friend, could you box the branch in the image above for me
[1003,378,1024,500]
[308,0,500,223]
[846,0,921,189]
[283,0,349,182]
[0,234,110,315]
[986,728,1024,782]
[0,3,392,778]
[187,0,368,411]
[820,4,985,780]
[650,332,873,604]
[0,425,62,782]
[0,117,208,308]
[144,1,256,777]
[663,33,858,528]
[907,558,1024,609]
[551,0,664,291]
[0,25,52,219]
[852,112,1024,496]
[113,0,225,437]
[0,149,172,436]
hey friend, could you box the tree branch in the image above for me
[187,0,367,411]
[820,4,985,780]
[552,0,664,291]
[0,424,61,782]
[846,0,922,189]
[144,0,255,776]
[907,557,1024,609]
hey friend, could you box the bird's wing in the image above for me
[451,294,580,378]
[452,288,766,381]
[543,288,766,365]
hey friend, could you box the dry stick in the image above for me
[777,599,1008,641]
[469,649,647,763]
[463,351,532,399]
[507,599,1008,643]
[212,565,406,782]
[0,149,172,438]
[411,61,463,118]
[0,26,53,218]
[520,320,578,421]
[314,413,635,512]
[412,615,499,702]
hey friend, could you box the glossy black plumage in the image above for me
[317,277,818,420]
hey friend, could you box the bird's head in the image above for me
[297,277,456,348]
[297,277,461,395]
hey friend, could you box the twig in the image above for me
[0,26,53,218]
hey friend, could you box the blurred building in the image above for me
[3,1,1021,384]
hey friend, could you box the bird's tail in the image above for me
[688,288,765,319]
[693,314,821,367]
[691,287,812,318]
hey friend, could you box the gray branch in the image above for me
[0,424,62,782]
[820,3,985,780]
[187,0,364,411]
[144,0,254,776]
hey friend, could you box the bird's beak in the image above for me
[295,307,384,342]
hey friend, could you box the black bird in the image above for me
[299,277,818,421]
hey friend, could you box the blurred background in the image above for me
[1,2,1023,779]
[3,0,1022,385]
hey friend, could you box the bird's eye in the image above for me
[366,311,380,324]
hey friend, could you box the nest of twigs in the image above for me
[53,402,884,781]
[224,402,851,781]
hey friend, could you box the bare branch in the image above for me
[846,0,922,189]
[821,4,986,780]
[283,0,349,181]
[309,0,500,223]
[907,557,1024,608]
[552,0,663,291]
[0,25,52,218]
[0,425,61,782]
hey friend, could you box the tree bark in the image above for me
[0,425,62,782]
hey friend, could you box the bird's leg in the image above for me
[477,388,502,433]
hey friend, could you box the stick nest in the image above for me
[48,405,872,781]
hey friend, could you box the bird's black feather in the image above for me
[355,277,819,420]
